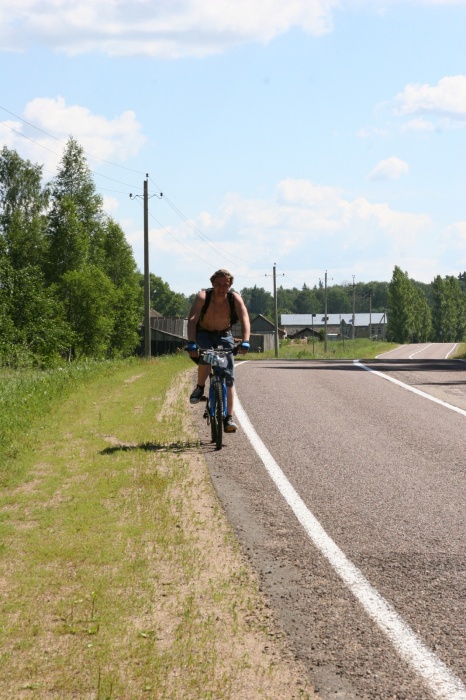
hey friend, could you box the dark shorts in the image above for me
[196,329,235,387]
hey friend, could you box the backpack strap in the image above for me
[227,291,238,326]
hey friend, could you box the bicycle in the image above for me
[196,346,238,451]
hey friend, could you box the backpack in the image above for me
[199,288,238,328]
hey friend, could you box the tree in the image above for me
[295,284,320,313]
[326,287,352,313]
[0,147,49,270]
[46,195,90,282]
[432,275,466,342]
[148,274,189,317]
[46,137,103,282]
[0,138,146,365]
[0,257,70,367]
[239,285,274,317]
[411,285,432,343]
[109,282,142,357]
[356,282,389,312]
[45,139,143,359]
[60,266,115,359]
[277,285,300,316]
[387,266,415,343]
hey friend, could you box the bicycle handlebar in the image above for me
[197,345,240,366]
[185,344,240,367]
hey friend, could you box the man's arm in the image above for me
[234,293,250,348]
[187,291,206,349]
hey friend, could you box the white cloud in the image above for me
[0,97,147,171]
[357,126,388,138]
[1,0,339,57]
[368,156,409,181]
[441,221,466,252]
[102,195,120,216]
[394,75,466,120]
[400,118,436,133]
[146,178,432,287]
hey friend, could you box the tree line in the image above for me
[1,139,465,368]
[237,271,466,343]
[0,139,143,367]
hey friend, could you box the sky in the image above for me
[1,0,466,297]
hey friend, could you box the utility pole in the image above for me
[369,292,372,340]
[352,275,356,340]
[143,178,150,358]
[273,264,279,357]
[265,263,284,358]
[130,176,162,359]
[324,271,328,353]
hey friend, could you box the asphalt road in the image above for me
[193,343,466,700]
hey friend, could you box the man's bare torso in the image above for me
[198,290,234,332]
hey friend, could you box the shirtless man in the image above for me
[187,269,250,433]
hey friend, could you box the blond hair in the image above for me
[210,269,234,286]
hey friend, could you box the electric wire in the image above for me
[0,104,145,175]
[1,104,276,285]
[148,175,270,274]
[0,114,144,193]
[147,206,260,281]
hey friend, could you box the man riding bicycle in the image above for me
[187,269,251,433]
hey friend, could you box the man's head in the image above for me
[210,269,234,287]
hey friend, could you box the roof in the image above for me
[281,312,387,327]
[250,314,276,328]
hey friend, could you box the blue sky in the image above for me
[1,0,466,296]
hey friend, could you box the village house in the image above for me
[281,312,387,340]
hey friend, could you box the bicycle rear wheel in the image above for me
[214,381,223,450]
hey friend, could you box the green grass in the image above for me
[0,354,314,700]
[247,338,399,361]
[0,359,139,485]
[454,342,466,359]
[247,339,466,361]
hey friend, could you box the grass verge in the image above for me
[0,355,315,700]
[247,338,399,361]
[247,339,466,361]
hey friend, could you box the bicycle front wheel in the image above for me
[209,399,217,444]
[214,381,223,450]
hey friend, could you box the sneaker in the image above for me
[223,415,237,433]
[190,385,205,404]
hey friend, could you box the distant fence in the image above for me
[139,325,276,356]
[150,318,187,337]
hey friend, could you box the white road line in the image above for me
[234,395,466,700]
[354,360,466,418]
[409,343,432,359]
[376,343,459,360]
[376,346,404,358]
[446,343,459,359]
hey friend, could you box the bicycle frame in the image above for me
[198,347,235,450]
[207,372,227,417]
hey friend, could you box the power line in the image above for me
[1,104,273,283]
[0,104,145,175]
[148,175,270,272]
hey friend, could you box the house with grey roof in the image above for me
[281,312,387,340]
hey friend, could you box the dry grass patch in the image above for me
[0,356,317,699]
